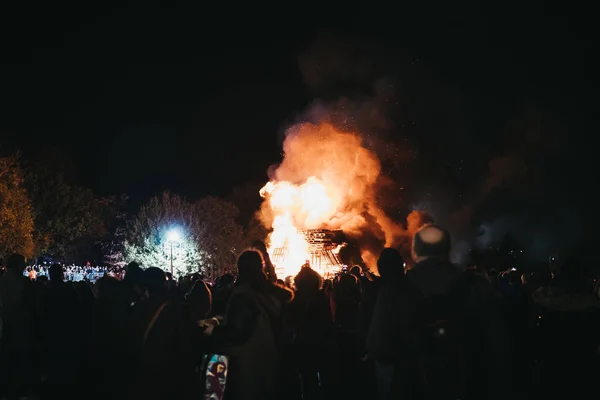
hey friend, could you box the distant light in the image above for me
[167,229,180,242]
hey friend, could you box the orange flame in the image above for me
[259,122,404,278]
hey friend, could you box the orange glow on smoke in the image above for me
[259,122,405,278]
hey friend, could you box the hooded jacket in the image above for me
[212,280,292,400]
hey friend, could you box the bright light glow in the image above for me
[167,229,180,242]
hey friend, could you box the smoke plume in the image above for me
[257,33,451,270]
[272,32,598,267]
[260,32,591,270]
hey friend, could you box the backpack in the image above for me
[411,274,475,400]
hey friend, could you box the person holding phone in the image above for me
[206,250,293,400]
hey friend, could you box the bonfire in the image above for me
[258,122,406,278]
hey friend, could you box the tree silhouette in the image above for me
[26,171,111,261]
[195,196,244,279]
[0,155,35,258]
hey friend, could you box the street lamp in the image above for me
[167,229,180,276]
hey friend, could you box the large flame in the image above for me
[259,122,405,278]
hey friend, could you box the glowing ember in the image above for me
[258,122,405,278]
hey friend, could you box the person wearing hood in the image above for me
[368,226,512,400]
[207,250,293,400]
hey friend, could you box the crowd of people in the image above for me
[22,265,124,282]
[0,224,599,400]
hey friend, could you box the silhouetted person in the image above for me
[287,266,336,399]
[332,273,362,398]
[251,240,277,283]
[93,275,132,400]
[350,265,362,288]
[209,250,293,400]
[40,264,81,397]
[186,280,213,376]
[187,280,212,323]
[332,274,361,331]
[211,273,234,317]
[74,281,96,381]
[123,261,144,306]
[130,267,195,400]
[356,263,381,379]
[370,225,511,400]
[367,248,409,399]
[411,225,512,400]
[0,254,38,400]
[409,225,457,296]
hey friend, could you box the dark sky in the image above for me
[1,3,596,256]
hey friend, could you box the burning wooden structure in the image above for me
[271,229,344,278]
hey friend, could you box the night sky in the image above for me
[1,3,596,258]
